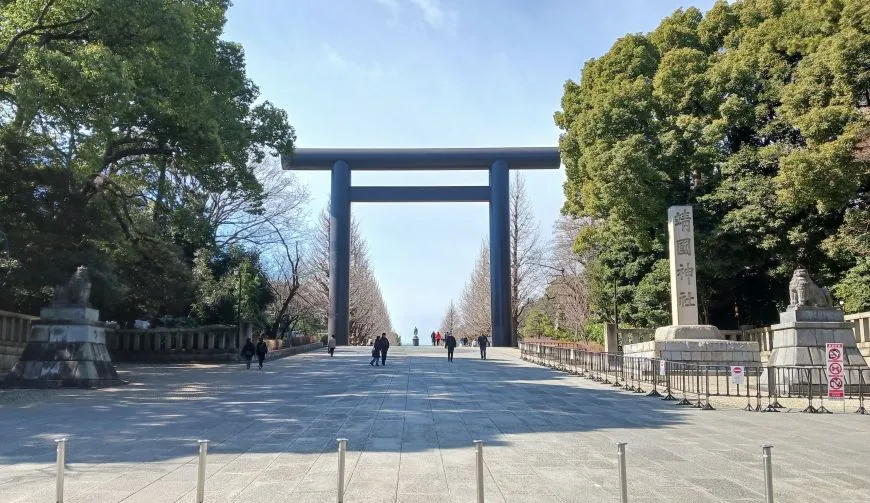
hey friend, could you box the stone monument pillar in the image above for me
[623,206,760,365]
[667,206,699,325]
[766,269,869,388]
[2,266,123,388]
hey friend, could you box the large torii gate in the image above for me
[281,147,561,347]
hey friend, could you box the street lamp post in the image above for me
[236,262,245,339]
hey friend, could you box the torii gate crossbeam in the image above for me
[281,147,561,347]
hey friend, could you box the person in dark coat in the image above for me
[241,338,256,369]
[255,337,268,369]
[370,335,381,366]
[445,332,457,362]
[379,333,390,366]
[477,334,489,360]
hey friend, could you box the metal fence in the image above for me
[520,342,868,414]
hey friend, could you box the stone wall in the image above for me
[623,339,761,366]
[264,342,325,360]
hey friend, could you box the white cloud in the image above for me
[320,43,389,82]
[409,0,443,26]
[373,0,400,13]
[409,0,457,31]
[322,43,347,71]
[370,0,458,32]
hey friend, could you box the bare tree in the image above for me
[299,204,394,344]
[207,157,310,251]
[548,215,593,343]
[265,238,302,338]
[440,299,458,335]
[458,241,491,339]
[509,172,546,345]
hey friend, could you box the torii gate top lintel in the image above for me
[280,147,561,171]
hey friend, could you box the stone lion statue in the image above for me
[788,268,832,308]
[52,265,91,307]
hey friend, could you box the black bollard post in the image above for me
[701,367,715,410]
[662,361,676,401]
[801,368,817,413]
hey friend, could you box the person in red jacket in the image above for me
[435,331,442,346]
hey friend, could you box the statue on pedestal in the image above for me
[52,265,91,307]
[787,268,832,308]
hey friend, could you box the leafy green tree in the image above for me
[191,246,273,326]
[557,0,870,325]
[0,1,296,323]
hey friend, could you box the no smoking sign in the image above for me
[826,342,845,399]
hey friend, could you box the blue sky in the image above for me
[223,0,716,339]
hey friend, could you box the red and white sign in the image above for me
[731,366,745,385]
[826,342,845,399]
[659,359,667,376]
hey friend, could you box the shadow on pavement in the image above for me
[0,347,688,464]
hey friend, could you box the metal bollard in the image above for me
[337,438,348,503]
[762,444,774,503]
[55,437,67,503]
[616,442,628,503]
[196,440,208,503]
[474,440,484,503]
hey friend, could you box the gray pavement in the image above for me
[0,345,868,502]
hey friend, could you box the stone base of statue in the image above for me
[1,306,123,389]
[764,307,869,391]
[623,325,761,365]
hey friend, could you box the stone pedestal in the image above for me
[623,325,760,365]
[1,306,123,388]
[766,307,869,387]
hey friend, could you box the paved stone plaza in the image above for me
[0,346,868,502]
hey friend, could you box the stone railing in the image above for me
[0,309,37,372]
[721,327,775,360]
[108,325,243,362]
[846,312,870,358]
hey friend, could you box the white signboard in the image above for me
[826,342,845,399]
[731,366,745,385]
[667,206,699,325]
[659,359,667,376]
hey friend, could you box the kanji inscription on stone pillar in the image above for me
[667,205,698,325]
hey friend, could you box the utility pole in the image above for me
[613,278,619,349]
[236,262,245,337]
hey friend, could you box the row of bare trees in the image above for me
[441,173,592,345]
[267,208,395,344]
[219,160,394,344]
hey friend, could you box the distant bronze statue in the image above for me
[52,265,91,307]
[788,268,832,308]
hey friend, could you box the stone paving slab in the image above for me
[0,345,869,501]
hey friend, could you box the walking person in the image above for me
[370,335,381,366]
[379,333,390,366]
[435,331,442,347]
[477,334,488,360]
[327,334,337,357]
[431,331,436,346]
[255,336,268,369]
[445,332,457,362]
[241,337,255,369]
